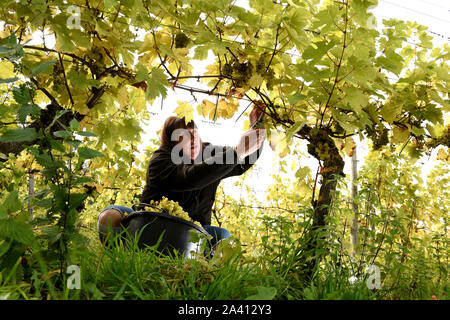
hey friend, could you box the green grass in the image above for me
[79,233,269,300]
[67,231,376,300]
[1,224,447,300]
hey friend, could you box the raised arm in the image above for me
[147,146,240,192]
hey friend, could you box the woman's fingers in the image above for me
[249,102,266,127]
[256,128,266,142]
[236,129,266,160]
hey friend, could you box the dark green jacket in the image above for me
[139,142,263,226]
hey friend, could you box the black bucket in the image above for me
[121,209,211,258]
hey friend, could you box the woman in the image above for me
[97,105,265,250]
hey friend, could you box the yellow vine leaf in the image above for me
[0,60,15,79]
[198,99,217,120]
[381,101,402,124]
[174,101,194,123]
[248,73,264,88]
[117,86,129,108]
[392,126,410,144]
[436,148,449,162]
[218,97,239,119]
[335,136,356,157]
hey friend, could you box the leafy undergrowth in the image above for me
[2,229,447,301]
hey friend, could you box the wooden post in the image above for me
[28,171,34,221]
[350,148,359,257]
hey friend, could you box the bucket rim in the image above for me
[122,210,210,237]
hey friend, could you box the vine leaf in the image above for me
[286,120,307,142]
[147,67,168,101]
[29,61,56,78]
[198,99,216,120]
[392,126,410,145]
[174,101,194,123]
[0,219,35,246]
[0,128,37,143]
[77,147,104,160]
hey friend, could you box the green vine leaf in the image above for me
[0,128,37,142]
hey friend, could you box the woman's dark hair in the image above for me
[160,116,197,148]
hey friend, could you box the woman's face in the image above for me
[180,127,201,160]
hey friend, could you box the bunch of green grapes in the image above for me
[145,197,202,228]
[222,59,254,88]
[51,64,65,93]
[364,124,389,150]
[175,32,190,48]
[87,46,104,65]
[255,55,275,90]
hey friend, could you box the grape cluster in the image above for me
[364,125,389,150]
[87,46,104,65]
[51,64,65,93]
[175,32,190,48]
[143,197,202,228]
[307,127,345,176]
[255,57,275,90]
[307,128,331,161]
[222,59,254,88]
[314,142,331,161]
[222,62,233,78]
[222,54,276,91]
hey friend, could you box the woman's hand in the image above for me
[249,101,266,128]
[235,128,266,161]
